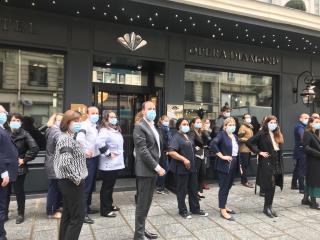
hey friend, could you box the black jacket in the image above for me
[10,128,39,175]
[246,130,284,190]
[0,127,18,182]
[303,131,320,188]
[188,129,204,158]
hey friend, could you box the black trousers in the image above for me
[6,174,26,216]
[264,186,275,207]
[100,170,118,213]
[218,170,236,209]
[58,179,84,240]
[134,176,156,240]
[175,172,200,214]
[195,158,205,193]
[240,152,251,184]
[0,185,7,239]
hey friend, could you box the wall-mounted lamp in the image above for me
[293,71,317,106]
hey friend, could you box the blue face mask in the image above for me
[109,118,118,125]
[146,110,156,122]
[194,123,202,129]
[313,123,320,130]
[10,122,21,130]
[302,119,309,126]
[71,122,82,133]
[162,121,169,127]
[89,114,99,124]
[181,125,190,133]
[226,126,236,134]
[268,123,278,131]
[0,113,7,125]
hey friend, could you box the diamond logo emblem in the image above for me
[117,32,147,51]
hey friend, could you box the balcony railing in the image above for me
[256,0,320,16]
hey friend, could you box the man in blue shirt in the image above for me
[0,105,18,240]
[291,113,309,194]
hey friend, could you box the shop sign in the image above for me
[189,46,279,65]
[0,18,34,34]
[167,104,184,119]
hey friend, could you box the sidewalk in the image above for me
[6,175,320,240]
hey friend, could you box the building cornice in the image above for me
[170,0,320,32]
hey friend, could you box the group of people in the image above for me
[292,112,320,209]
[0,105,125,240]
[1,101,320,240]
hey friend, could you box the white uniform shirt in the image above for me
[76,119,100,157]
[97,127,125,171]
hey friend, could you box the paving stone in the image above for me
[285,226,320,240]
[247,222,284,238]
[193,227,237,240]
[33,229,58,240]
[156,223,192,238]
[6,175,320,240]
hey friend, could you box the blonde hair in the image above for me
[47,113,63,128]
[223,117,236,131]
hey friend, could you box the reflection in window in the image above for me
[92,67,148,86]
[184,68,273,122]
[28,61,48,87]
[0,48,64,149]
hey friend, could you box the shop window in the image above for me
[185,81,195,102]
[202,82,211,103]
[0,48,64,150]
[28,61,48,87]
[92,67,148,86]
[184,68,273,122]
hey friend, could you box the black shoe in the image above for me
[144,230,158,239]
[84,215,94,224]
[310,203,320,210]
[302,198,312,206]
[263,207,274,218]
[179,211,192,219]
[112,206,120,211]
[191,210,208,217]
[226,209,236,214]
[220,213,235,221]
[299,189,305,194]
[16,215,24,224]
[291,185,299,190]
[101,211,116,218]
[269,206,278,217]
[259,192,265,197]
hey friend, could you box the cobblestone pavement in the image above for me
[6,175,320,240]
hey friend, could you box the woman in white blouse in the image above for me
[97,111,125,217]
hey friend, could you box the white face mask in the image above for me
[223,112,231,117]
[245,118,251,124]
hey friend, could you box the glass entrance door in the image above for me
[93,85,157,177]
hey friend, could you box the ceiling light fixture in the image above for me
[106,61,111,66]
[207,20,211,23]
[137,64,143,70]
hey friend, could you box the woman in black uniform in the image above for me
[246,115,284,218]
[168,118,208,219]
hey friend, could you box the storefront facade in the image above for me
[1,1,320,192]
